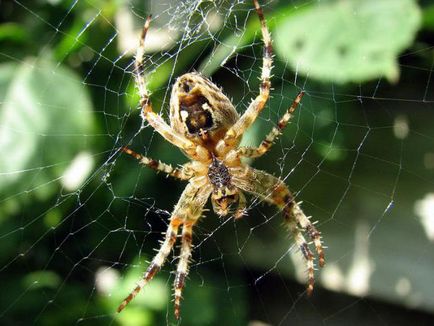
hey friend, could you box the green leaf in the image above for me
[0,23,28,43]
[422,4,434,31]
[23,270,61,289]
[53,19,89,61]
[0,57,95,207]
[274,0,422,84]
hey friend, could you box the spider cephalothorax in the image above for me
[118,0,325,320]
[208,155,243,217]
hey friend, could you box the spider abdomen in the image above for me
[180,95,214,134]
[170,72,239,150]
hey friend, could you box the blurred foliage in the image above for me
[423,3,434,30]
[274,0,421,83]
[0,0,434,325]
[0,59,94,194]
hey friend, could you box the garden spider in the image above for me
[118,0,325,319]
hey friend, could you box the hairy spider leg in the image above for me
[237,91,305,158]
[289,200,325,268]
[117,217,181,313]
[121,147,192,180]
[231,166,325,295]
[274,187,324,295]
[134,16,200,159]
[234,191,247,219]
[222,0,273,148]
[173,222,194,319]
[171,184,211,319]
[117,183,212,315]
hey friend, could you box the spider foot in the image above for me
[281,197,325,295]
[292,203,325,269]
[173,271,186,319]
[300,242,315,296]
[117,262,161,313]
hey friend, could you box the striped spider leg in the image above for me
[117,181,212,319]
[217,0,273,152]
[121,147,194,180]
[237,91,305,158]
[134,15,210,162]
[231,166,325,294]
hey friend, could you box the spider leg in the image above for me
[237,91,305,158]
[117,216,181,313]
[222,0,272,147]
[231,166,325,294]
[121,147,193,180]
[173,222,194,319]
[135,16,198,158]
[273,186,324,295]
[171,181,212,319]
[234,190,247,219]
[117,182,212,314]
[290,200,325,268]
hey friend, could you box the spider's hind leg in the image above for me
[135,15,152,113]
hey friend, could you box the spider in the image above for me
[118,0,325,319]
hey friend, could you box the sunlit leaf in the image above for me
[274,0,421,83]
[0,58,95,202]
[111,258,169,311]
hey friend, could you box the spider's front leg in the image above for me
[231,166,325,294]
[134,16,200,159]
[237,91,305,159]
[234,191,247,219]
[117,182,212,317]
[223,0,272,147]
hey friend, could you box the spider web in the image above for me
[1,0,434,325]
